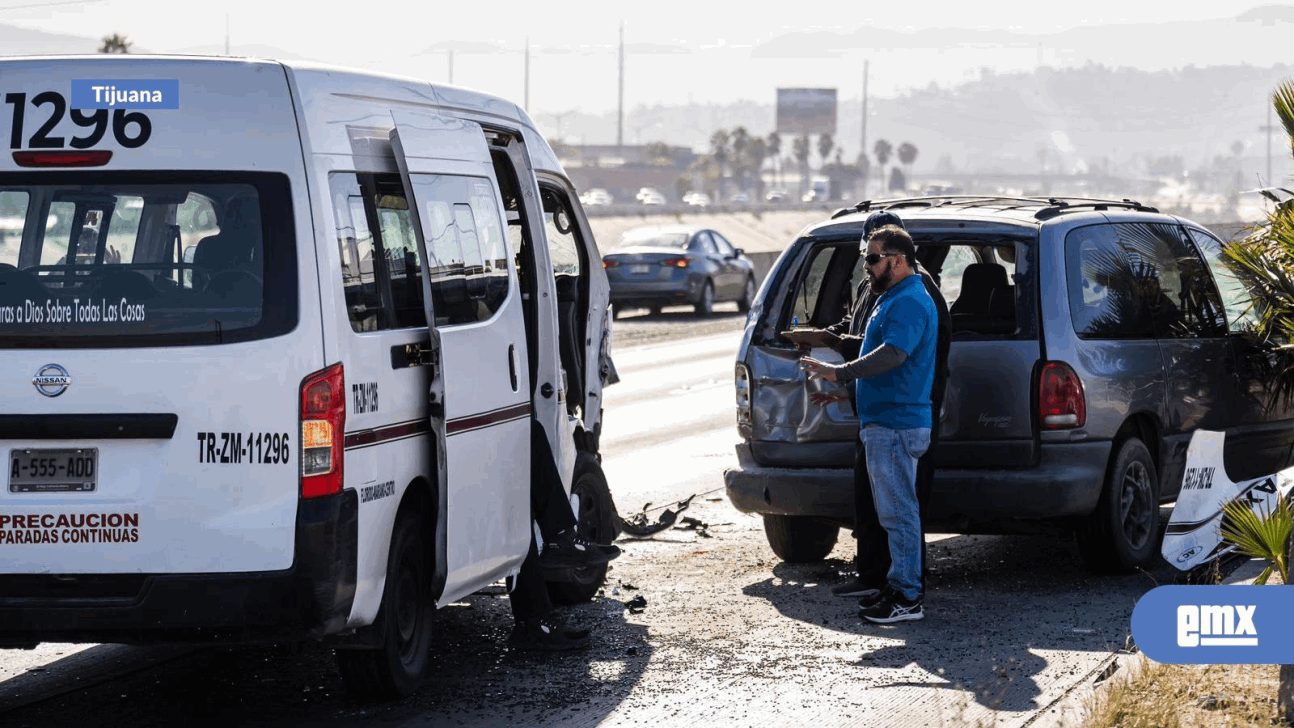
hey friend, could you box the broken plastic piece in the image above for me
[624,595,647,614]
[619,494,695,537]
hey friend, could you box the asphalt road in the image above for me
[0,310,1236,728]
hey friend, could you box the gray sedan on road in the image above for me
[603,225,756,318]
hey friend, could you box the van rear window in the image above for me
[0,172,296,347]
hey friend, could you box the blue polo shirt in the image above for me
[856,274,937,430]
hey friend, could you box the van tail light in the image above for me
[300,363,345,498]
[1039,361,1086,429]
[602,259,618,268]
[661,258,689,268]
[735,362,753,438]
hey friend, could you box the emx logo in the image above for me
[1177,605,1257,647]
[1134,586,1293,663]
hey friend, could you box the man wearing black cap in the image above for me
[784,211,950,615]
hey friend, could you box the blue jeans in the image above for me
[861,424,931,601]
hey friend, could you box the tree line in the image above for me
[679,127,922,203]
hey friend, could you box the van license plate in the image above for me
[8,448,97,493]
[629,264,650,274]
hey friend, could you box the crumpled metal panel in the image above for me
[747,344,858,444]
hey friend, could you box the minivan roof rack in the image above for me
[829,195,1159,220]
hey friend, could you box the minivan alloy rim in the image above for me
[1118,460,1153,549]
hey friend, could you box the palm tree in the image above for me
[98,33,131,54]
[898,141,919,182]
[817,133,834,171]
[1219,78,1294,721]
[873,139,892,197]
[766,131,782,190]
[710,130,730,200]
[731,127,751,197]
[747,137,768,199]
[792,135,811,198]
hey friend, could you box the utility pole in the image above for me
[448,50,454,85]
[524,37,530,113]
[617,22,625,151]
[224,14,230,56]
[861,60,869,162]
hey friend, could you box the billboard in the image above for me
[776,88,837,136]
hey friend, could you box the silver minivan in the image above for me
[726,196,1294,572]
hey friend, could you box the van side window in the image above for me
[1187,227,1254,333]
[408,175,509,326]
[1065,224,1155,339]
[0,190,27,266]
[1113,222,1226,339]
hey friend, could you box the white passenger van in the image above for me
[0,56,618,697]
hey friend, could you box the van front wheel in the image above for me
[762,514,838,563]
[547,453,619,605]
[336,509,433,700]
[1076,437,1160,573]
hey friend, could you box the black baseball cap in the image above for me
[862,210,905,237]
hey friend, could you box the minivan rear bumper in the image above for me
[0,491,358,646]
[725,440,1111,525]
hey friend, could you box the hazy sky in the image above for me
[2,0,1284,115]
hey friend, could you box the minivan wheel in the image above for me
[336,510,433,700]
[548,453,619,605]
[737,276,756,313]
[762,514,839,563]
[1076,438,1161,573]
[695,281,714,317]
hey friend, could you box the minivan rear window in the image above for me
[0,172,296,348]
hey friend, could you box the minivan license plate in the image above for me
[9,448,97,493]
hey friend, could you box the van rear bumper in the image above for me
[0,491,358,646]
[725,440,1112,525]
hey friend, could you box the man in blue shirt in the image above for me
[800,224,938,622]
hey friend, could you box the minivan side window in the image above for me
[1113,223,1226,339]
[791,245,835,326]
[1065,224,1155,339]
[1187,227,1254,333]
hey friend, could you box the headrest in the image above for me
[961,262,1009,289]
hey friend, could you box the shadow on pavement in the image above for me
[741,533,1165,713]
[0,588,653,727]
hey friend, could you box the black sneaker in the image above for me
[859,589,924,623]
[831,577,885,599]
[539,531,620,571]
[508,616,591,651]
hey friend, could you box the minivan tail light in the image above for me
[300,363,345,498]
[735,362,753,438]
[1039,361,1086,429]
[661,258,689,268]
[602,259,618,268]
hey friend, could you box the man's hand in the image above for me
[781,329,841,350]
[799,356,838,382]
[809,391,849,406]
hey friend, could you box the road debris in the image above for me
[620,494,695,537]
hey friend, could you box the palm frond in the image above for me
[1277,81,1294,153]
[1219,496,1292,584]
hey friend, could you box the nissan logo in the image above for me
[33,364,71,397]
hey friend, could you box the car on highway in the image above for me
[603,225,757,318]
[636,187,667,205]
[581,187,614,206]
[684,191,711,208]
[726,195,1294,572]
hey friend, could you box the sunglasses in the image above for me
[864,252,900,266]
